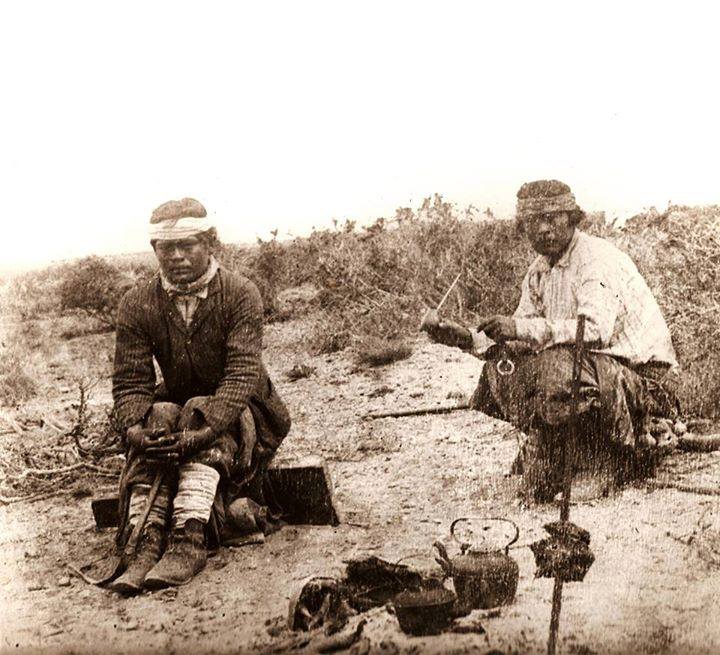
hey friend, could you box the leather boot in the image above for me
[143,519,207,589]
[108,523,165,595]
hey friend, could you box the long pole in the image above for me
[547,314,586,655]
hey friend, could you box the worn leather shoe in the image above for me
[108,523,165,595]
[143,519,207,589]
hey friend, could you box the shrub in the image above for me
[4,265,66,320]
[616,205,720,417]
[58,256,130,328]
[0,337,38,407]
[253,195,719,418]
[285,363,316,381]
[278,194,533,343]
[354,336,413,367]
[216,241,282,320]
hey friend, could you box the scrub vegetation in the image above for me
[6,194,716,416]
[1,197,720,653]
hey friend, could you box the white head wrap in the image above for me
[149,198,215,241]
[149,215,215,241]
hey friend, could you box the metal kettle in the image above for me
[433,517,520,612]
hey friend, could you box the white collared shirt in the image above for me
[170,287,209,327]
[474,230,678,368]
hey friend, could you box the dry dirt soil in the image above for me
[2,315,720,654]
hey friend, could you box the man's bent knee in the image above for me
[146,402,183,433]
[178,396,212,431]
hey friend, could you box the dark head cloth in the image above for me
[515,180,580,219]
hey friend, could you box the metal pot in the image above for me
[434,517,520,612]
[392,588,457,636]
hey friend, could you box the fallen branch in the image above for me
[309,619,367,653]
[647,479,720,497]
[66,563,103,586]
[2,418,24,435]
[9,461,118,482]
[0,489,75,505]
[678,433,720,452]
[365,402,469,420]
[259,633,312,654]
[43,418,69,434]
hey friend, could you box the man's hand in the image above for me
[126,424,172,452]
[421,309,473,350]
[476,315,517,342]
[144,425,216,466]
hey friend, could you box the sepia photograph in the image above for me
[1,2,719,653]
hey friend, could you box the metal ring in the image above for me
[496,358,515,376]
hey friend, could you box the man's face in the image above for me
[152,236,211,284]
[523,211,575,259]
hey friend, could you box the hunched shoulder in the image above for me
[118,275,161,309]
[217,268,263,313]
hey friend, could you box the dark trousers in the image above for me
[470,345,665,500]
[116,397,274,547]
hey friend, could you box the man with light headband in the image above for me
[108,198,291,593]
[426,180,679,502]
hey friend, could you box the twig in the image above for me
[365,402,469,420]
[9,461,118,482]
[3,418,24,435]
[0,489,75,505]
[66,563,102,585]
[43,418,68,434]
[647,480,720,497]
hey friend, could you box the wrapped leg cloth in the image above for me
[116,396,284,550]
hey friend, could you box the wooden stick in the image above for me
[8,461,117,481]
[647,479,720,496]
[436,272,462,312]
[561,314,586,521]
[677,433,720,452]
[0,489,75,505]
[547,577,564,655]
[123,472,164,556]
[364,402,469,420]
[548,315,585,655]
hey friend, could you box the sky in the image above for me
[2,1,719,270]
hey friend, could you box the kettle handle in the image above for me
[450,517,520,554]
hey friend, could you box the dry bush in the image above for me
[275,195,532,350]
[236,196,718,418]
[614,205,720,417]
[285,363,316,381]
[354,336,413,368]
[3,258,155,333]
[306,311,353,355]
[216,240,284,319]
[4,265,67,320]
[0,347,36,407]
[58,255,130,328]
[0,328,40,407]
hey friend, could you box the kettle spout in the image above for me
[433,541,453,575]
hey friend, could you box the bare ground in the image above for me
[2,316,720,654]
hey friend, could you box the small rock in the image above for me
[57,576,72,587]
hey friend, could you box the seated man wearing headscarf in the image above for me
[108,198,291,593]
[425,180,679,502]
